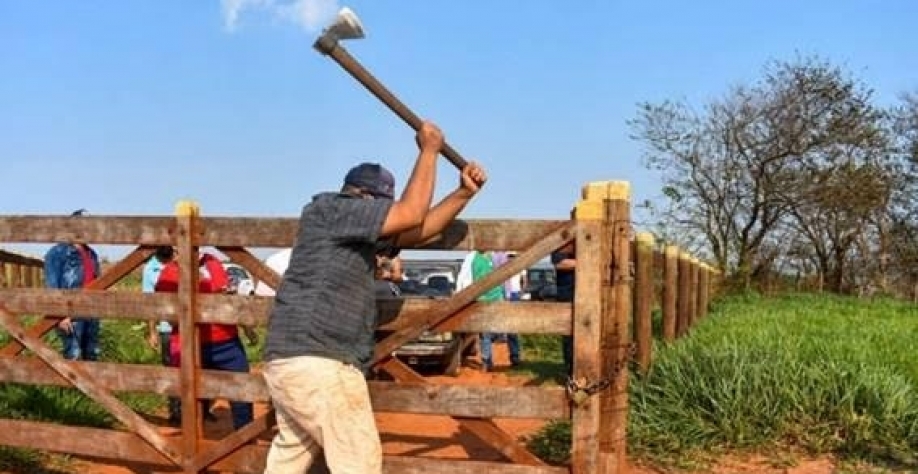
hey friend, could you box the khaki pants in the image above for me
[263,356,382,474]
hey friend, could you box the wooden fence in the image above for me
[0,180,717,474]
[630,235,720,373]
[0,248,44,289]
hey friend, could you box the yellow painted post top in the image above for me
[679,251,691,261]
[664,245,679,258]
[635,232,655,249]
[575,180,631,220]
[690,257,699,266]
[175,200,200,217]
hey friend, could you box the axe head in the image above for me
[314,7,365,54]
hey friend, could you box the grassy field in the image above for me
[523,293,918,471]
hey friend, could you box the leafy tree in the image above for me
[631,55,890,291]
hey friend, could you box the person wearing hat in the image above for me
[261,121,487,474]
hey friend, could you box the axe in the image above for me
[313,7,469,170]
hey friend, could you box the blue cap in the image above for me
[344,163,395,199]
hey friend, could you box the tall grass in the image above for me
[629,293,918,467]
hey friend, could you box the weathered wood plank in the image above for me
[632,233,654,373]
[676,252,692,337]
[689,259,699,327]
[0,249,43,267]
[0,358,569,419]
[662,246,678,342]
[0,420,568,474]
[570,197,607,474]
[175,203,202,468]
[0,289,573,335]
[0,305,183,466]
[380,358,547,465]
[698,265,710,319]
[0,215,177,245]
[598,192,631,474]
[191,411,275,472]
[0,215,567,250]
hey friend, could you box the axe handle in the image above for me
[319,41,468,170]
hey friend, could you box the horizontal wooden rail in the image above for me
[0,249,43,267]
[0,289,572,335]
[0,358,571,419]
[0,216,567,251]
[0,420,569,474]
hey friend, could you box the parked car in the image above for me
[223,262,255,296]
[385,280,476,376]
[524,264,557,301]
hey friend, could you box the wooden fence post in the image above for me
[676,251,691,337]
[0,262,7,288]
[598,182,632,474]
[689,258,699,327]
[10,264,21,289]
[697,264,710,319]
[570,181,609,474]
[175,200,202,471]
[633,232,654,373]
[30,266,41,288]
[662,245,678,342]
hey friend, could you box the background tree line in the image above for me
[631,55,918,297]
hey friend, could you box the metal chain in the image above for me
[565,342,638,407]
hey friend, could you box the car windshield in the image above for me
[527,268,556,284]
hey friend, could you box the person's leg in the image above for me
[561,335,574,377]
[79,317,101,361]
[57,319,83,360]
[508,292,522,365]
[159,331,172,366]
[508,333,521,366]
[205,338,254,429]
[320,361,382,474]
[479,333,493,371]
[261,356,333,473]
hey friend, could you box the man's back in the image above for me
[264,192,392,370]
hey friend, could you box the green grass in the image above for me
[0,316,165,471]
[525,293,918,470]
[510,334,567,384]
[628,293,918,469]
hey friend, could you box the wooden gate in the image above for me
[0,180,634,473]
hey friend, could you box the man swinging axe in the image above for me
[261,10,488,474]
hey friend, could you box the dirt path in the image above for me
[59,343,841,474]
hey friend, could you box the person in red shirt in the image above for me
[155,251,254,430]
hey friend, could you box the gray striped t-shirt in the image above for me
[264,192,392,370]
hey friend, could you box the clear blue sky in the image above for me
[1,1,916,258]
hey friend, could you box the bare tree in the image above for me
[631,56,884,290]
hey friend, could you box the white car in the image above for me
[223,262,255,296]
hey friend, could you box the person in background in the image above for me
[144,246,175,360]
[261,121,487,474]
[502,252,525,366]
[155,251,254,430]
[375,254,404,285]
[142,245,180,423]
[551,241,576,377]
[472,250,506,372]
[43,209,101,361]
